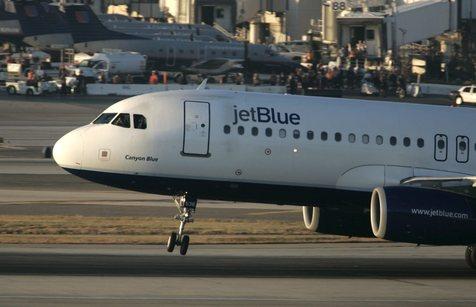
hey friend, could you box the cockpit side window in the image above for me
[133,114,147,129]
[92,113,117,124]
[112,113,131,128]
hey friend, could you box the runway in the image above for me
[0,244,475,306]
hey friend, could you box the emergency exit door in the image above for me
[456,136,469,163]
[434,134,448,161]
[182,101,210,157]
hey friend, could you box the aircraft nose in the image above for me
[53,128,83,169]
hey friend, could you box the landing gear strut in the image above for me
[166,194,197,255]
[466,245,476,269]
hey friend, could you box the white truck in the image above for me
[73,51,147,82]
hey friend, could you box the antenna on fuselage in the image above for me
[196,78,208,90]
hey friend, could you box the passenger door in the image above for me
[182,101,210,157]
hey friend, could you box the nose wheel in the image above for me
[166,194,196,255]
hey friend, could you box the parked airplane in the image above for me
[97,14,231,42]
[1,1,298,73]
[0,0,72,49]
[55,3,299,74]
[53,86,476,268]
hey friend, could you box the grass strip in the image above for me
[0,215,379,244]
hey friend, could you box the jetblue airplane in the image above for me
[53,86,476,268]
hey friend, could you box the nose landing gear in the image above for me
[166,194,197,255]
[466,245,476,269]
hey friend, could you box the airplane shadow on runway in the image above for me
[0,253,475,278]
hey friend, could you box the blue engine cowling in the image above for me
[370,186,476,245]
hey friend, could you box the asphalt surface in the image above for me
[0,244,475,306]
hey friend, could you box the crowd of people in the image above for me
[8,48,410,98]
[282,65,408,97]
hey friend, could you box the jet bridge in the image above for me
[335,0,457,58]
[386,0,457,49]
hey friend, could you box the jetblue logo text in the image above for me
[232,106,300,125]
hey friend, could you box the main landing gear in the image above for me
[166,194,197,255]
[466,245,476,269]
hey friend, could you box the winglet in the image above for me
[197,78,208,90]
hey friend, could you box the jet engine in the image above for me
[302,205,372,237]
[370,186,476,245]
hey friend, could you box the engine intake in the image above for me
[371,186,476,245]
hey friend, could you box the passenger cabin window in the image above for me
[93,113,117,124]
[321,131,328,141]
[348,133,356,143]
[223,125,231,134]
[362,134,369,144]
[265,128,272,137]
[335,132,342,142]
[133,114,147,129]
[279,129,286,138]
[376,135,383,145]
[403,137,411,147]
[251,127,258,136]
[112,113,131,128]
[293,130,300,139]
[307,131,314,140]
[390,136,397,146]
[238,126,245,135]
[417,138,424,148]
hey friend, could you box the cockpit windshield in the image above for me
[92,113,117,124]
[112,113,131,128]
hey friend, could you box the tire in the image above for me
[465,246,476,269]
[180,235,189,255]
[26,88,34,96]
[166,232,177,252]
[7,86,16,95]
[455,96,463,106]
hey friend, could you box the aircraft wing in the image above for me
[185,58,243,75]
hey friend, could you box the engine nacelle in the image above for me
[371,186,476,245]
[302,205,372,237]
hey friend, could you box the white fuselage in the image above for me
[53,90,476,201]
